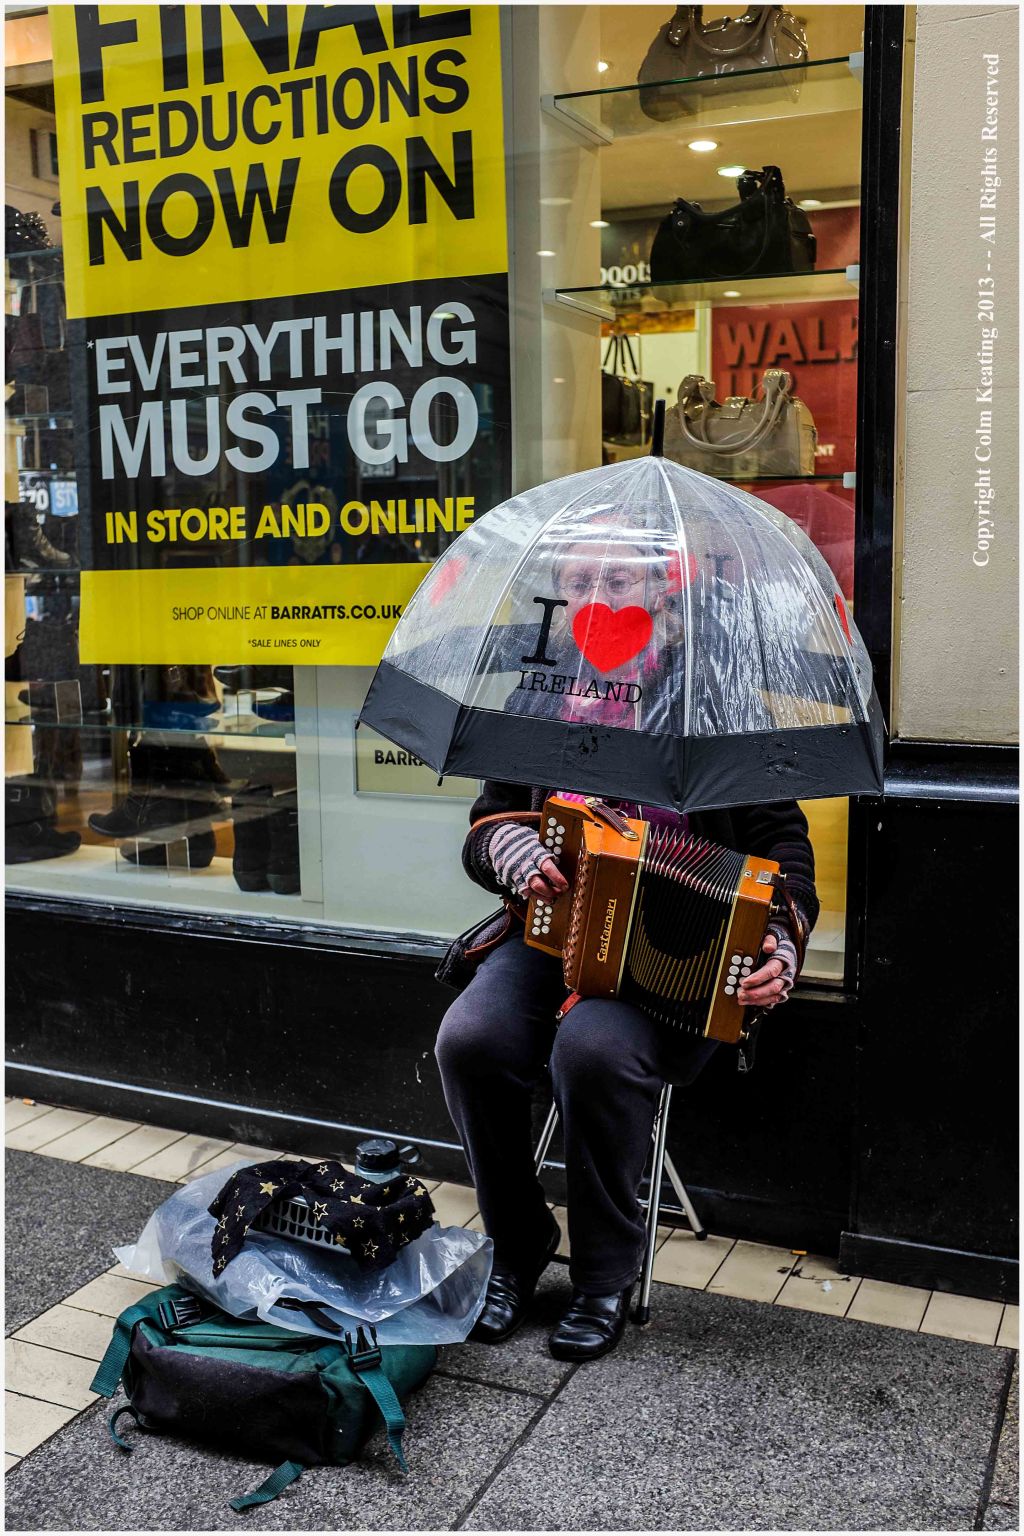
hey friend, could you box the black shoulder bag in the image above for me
[435,811,540,991]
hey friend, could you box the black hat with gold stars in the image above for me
[207,1159,434,1277]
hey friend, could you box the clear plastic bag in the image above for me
[116,1161,492,1346]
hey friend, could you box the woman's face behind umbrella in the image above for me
[553,535,679,675]
[557,551,652,627]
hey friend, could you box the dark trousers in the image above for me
[435,935,718,1295]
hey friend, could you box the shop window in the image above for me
[5,5,867,986]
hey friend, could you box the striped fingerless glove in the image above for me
[764,900,810,1004]
[487,823,551,900]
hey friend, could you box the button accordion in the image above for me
[524,795,784,1044]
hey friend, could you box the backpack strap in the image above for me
[91,1298,164,1397]
[107,1405,142,1451]
[346,1326,409,1473]
[92,1286,222,1397]
[229,1460,304,1513]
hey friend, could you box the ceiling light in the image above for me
[597,59,610,72]
[553,377,566,384]
[590,219,610,229]
[540,196,571,207]
[723,290,741,298]
[799,198,823,208]
[687,139,718,153]
[717,164,748,179]
[537,250,556,258]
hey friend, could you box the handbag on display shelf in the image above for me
[601,333,654,446]
[649,165,816,284]
[637,5,809,123]
[663,368,817,478]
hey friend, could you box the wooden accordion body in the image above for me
[524,795,781,1044]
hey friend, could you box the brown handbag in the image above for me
[664,368,817,477]
[637,5,808,123]
[434,812,541,991]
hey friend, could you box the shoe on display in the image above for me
[6,616,110,719]
[266,789,300,894]
[7,614,77,681]
[5,775,81,864]
[88,792,218,841]
[230,783,275,892]
[214,664,294,694]
[254,691,295,723]
[469,1213,561,1344]
[117,828,216,870]
[547,1283,635,1362]
[7,502,72,571]
[127,739,236,803]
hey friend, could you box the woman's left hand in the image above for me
[737,928,799,1011]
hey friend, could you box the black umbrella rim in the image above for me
[359,661,886,814]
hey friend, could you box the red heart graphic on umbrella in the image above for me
[572,604,653,671]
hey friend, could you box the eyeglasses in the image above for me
[561,569,648,602]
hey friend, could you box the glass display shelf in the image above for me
[6,411,75,423]
[546,56,862,145]
[601,458,853,482]
[549,266,859,319]
[4,708,297,742]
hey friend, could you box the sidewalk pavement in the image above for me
[4,1108,1019,1532]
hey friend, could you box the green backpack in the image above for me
[91,1283,437,1512]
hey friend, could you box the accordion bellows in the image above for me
[526,796,780,1044]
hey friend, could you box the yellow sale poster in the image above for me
[50,5,510,663]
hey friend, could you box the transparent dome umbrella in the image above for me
[358,448,885,813]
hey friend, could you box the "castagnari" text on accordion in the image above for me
[524,795,785,1044]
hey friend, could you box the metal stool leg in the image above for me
[534,1099,559,1175]
[634,1083,672,1326]
[534,1084,705,1327]
[663,1151,707,1240]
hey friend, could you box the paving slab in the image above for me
[437,1265,576,1397]
[983,1357,1019,1531]
[5,1392,77,1458]
[4,1151,176,1334]
[12,1304,115,1363]
[5,1338,99,1410]
[3,1374,539,1531]
[464,1282,1010,1532]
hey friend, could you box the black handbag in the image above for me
[435,901,523,992]
[601,334,654,445]
[650,165,816,284]
[435,809,539,991]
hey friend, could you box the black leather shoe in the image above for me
[469,1217,561,1345]
[548,1284,634,1362]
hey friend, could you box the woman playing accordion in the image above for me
[435,530,817,1362]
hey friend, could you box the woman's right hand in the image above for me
[526,856,569,903]
[488,823,570,903]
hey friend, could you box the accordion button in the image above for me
[743,955,754,966]
[724,985,736,996]
[731,954,741,965]
[556,825,565,834]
